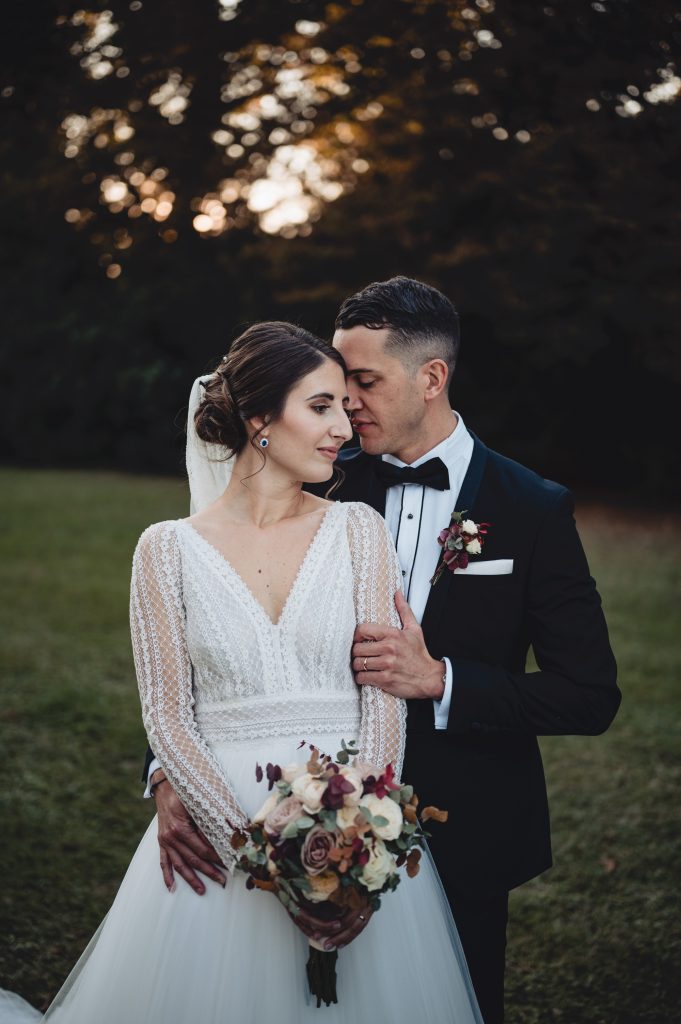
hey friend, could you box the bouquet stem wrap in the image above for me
[306,943,338,1008]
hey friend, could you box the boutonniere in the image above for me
[430,511,489,586]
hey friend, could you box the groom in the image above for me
[147,277,620,1023]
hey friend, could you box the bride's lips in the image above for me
[317,447,340,460]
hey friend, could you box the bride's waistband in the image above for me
[194,693,361,744]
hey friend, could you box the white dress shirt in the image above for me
[146,410,473,792]
[382,411,474,728]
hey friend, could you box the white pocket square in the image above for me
[453,559,514,576]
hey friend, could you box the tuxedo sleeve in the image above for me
[446,489,620,736]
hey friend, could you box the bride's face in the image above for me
[264,359,352,482]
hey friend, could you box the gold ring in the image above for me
[362,656,368,672]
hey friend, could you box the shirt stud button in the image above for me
[402,570,406,576]
[407,513,414,520]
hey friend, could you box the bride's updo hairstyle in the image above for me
[194,321,346,456]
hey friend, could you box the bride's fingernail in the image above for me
[324,941,336,952]
[169,881,176,894]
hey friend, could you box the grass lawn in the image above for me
[1,469,679,1021]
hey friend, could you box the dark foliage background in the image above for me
[1,0,679,495]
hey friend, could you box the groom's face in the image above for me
[332,326,426,459]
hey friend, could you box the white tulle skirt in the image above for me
[0,733,482,1024]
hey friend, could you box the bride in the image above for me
[0,322,482,1024]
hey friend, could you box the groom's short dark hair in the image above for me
[335,276,460,377]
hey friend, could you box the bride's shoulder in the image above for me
[133,519,183,555]
[340,501,386,527]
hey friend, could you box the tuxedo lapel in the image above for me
[337,449,386,515]
[420,433,489,638]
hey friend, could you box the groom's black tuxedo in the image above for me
[141,430,618,1023]
[315,434,620,896]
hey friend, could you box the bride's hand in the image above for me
[289,904,373,950]
[325,905,373,949]
[152,775,227,894]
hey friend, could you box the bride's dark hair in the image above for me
[195,321,347,457]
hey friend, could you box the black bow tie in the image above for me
[375,457,450,491]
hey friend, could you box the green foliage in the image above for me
[1,2,680,492]
[0,470,679,1022]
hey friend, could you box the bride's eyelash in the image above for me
[311,404,330,414]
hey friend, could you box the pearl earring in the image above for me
[259,437,269,448]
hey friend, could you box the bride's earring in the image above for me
[259,437,269,448]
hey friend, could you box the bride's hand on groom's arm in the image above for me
[151,772,227,894]
[352,591,445,701]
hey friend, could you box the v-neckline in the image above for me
[178,503,340,628]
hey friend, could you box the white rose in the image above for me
[252,791,279,824]
[360,840,397,892]
[461,520,478,536]
[338,766,364,806]
[336,805,363,832]
[281,762,307,784]
[359,793,403,841]
[292,773,327,814]
[465,538,481,555]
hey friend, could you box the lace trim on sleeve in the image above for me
[130,521,248,870]
[345,503,407,780]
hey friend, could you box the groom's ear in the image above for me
[421,359,450,402]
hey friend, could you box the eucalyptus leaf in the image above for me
[319,810,337,831]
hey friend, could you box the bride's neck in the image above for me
[217,450,306,529]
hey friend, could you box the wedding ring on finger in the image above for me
[359,914,366,922]
[362,656,369,672]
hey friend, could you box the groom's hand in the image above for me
[352,591,445,701]
[152,775,227,894]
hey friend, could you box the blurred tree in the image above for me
[1,0,679,493]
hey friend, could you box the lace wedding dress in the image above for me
[0,501,482,1024]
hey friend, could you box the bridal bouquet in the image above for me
[232,740,447,1008]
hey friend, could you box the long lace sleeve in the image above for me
[130,521,249,869]
[346,503,407,779]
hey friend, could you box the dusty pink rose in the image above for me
[301,824,338,876]
[263,795,305,838]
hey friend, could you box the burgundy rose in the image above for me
[301,824,338,876]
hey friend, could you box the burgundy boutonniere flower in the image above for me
[430,510,489,586]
